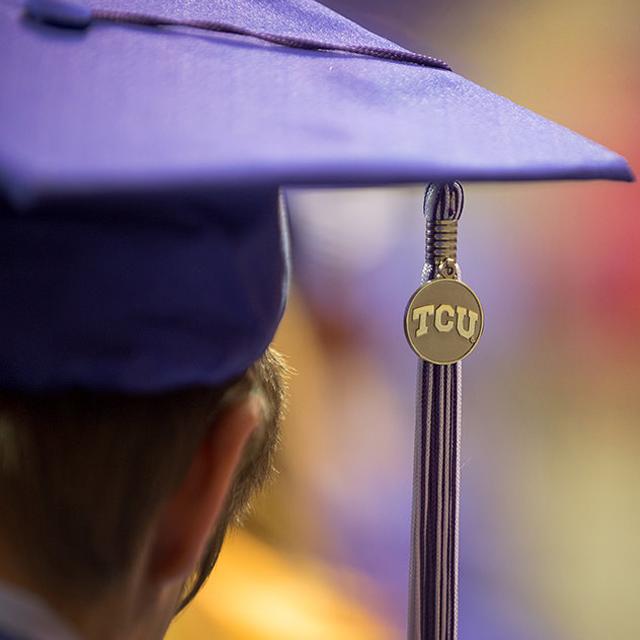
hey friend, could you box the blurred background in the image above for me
[168,1,639,638]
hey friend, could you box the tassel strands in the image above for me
[408,183,464,640]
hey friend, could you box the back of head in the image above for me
[0,349,287,614]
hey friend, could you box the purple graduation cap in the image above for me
[0,0,633,637]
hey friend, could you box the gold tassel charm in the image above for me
[404,193,483,365]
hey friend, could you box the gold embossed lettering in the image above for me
[412,305,435,337]
[456,306,478,340]
[435,304,455,332]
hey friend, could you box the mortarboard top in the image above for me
[0,0,633,210]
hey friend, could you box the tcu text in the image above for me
[412,304,479,341]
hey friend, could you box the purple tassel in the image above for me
[408,183,464,640]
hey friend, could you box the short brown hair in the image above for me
[0,348,287,608]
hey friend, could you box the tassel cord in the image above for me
[408,183,463,640]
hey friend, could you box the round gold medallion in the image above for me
[404,278,484,365]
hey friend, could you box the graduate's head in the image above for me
[0,135,290,637]
[0,347,288,636]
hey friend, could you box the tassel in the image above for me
[407,183,470,640]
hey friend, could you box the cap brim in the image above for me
[0,0,633,208]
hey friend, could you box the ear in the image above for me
[148,394,261,582]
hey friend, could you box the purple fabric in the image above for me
[0,0,632,208]
[0,188,289,391]
[86,7,450,70]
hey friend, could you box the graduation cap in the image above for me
[0,0,633,637]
